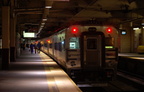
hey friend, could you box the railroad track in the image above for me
[116,71,144,90]
[76,71,144,92]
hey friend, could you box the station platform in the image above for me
[118,53,144,60]
[0,49,82,92]
[118,53,144,79]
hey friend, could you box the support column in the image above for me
[142,27,144,45]
[10,17,16,62]
[2,6,10,70]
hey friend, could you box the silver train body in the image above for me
[40,25,118,83]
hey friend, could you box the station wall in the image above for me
[119,22,144,53]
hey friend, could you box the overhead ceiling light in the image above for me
[41,23,45,25]
[45,6,52,8]
[43,19,47,21]
[141,23,144,25]
[133,27,139,30]
[41,25,44,28]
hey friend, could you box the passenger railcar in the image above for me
[39,25,118,84]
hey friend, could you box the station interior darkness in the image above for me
[0,0,144,92]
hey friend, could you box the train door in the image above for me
[80,31,105,69]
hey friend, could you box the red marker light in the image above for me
[106,27,112,33]
[47,40,51,43]
[71,27,78,34]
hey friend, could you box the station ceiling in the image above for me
[1,0,144,38]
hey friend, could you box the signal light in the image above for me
[106,27,112,33]
[71,27,78,34]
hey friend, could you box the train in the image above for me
[38,25,118,84]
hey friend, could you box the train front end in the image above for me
[66,26,117,84]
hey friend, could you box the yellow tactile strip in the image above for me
[39,52,82,92]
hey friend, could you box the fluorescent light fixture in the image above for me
[45,6,52,8]
[41,25,44,28]
[42,19,47,21]
[142,23,144,25]
[41,23,45,25]
[133,27,139,30]
[23,31,36,38]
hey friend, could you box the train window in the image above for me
[69,37,79,49]
[54,42,62,51]
[49,44,52,48]
[87,39,97,49]
[54,43,57,50]
[44,42,48,47]
[58,42,62,51]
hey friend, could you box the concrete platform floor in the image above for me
[0,49,49,92]
[0,49,82,92]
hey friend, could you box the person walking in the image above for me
[37,42,42,53]
[30,43,34,54]
[34,43,37,54]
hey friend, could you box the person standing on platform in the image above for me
[22,43,25,50]
[37,42,42,53]
[30,43,34,54]
[34,43,37,54]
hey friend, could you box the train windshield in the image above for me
[87,39,97,49]
[69,37,79,49]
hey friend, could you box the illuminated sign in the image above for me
[121,30,126,35]
[23,31,36,38]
